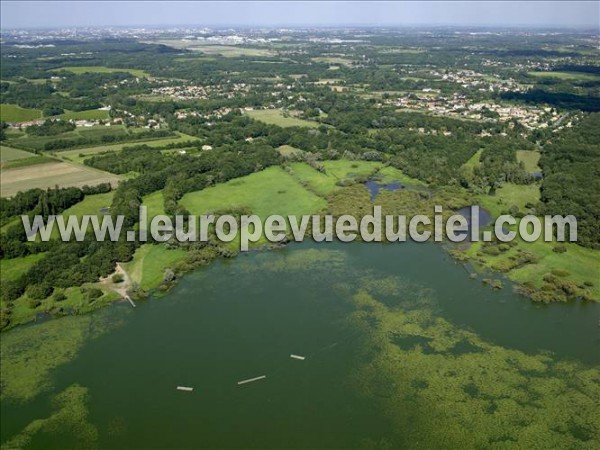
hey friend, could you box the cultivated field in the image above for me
[245,109,319,128]
[0,104,42,122]
[0,145,36,162]
[1,155,55,170]
[1,161,121,197]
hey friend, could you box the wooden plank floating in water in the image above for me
[290,354,306,360]
[177,386,193,392]
[237,375,266,385]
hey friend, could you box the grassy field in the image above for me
[142,190,166,218]
[322,160,382,181]
[194,45,275,57]
[51,66,149,77]
[153,40,276,57]
[278,145,303,157]
[461,149,483,175]
[181,166,326,218]
[527,71,600,81]
[1,155,56,170]
[286,161,423,197]
[50,191,115,239]
[4,126,127,152]
[4,126,192,155]
[479,182,541,217]
[0,145,36,162]
[1,161,121,197]
[0,253,46,284]
[461,181,599,300]
[516,150,541,173]
[54,132,198,164]
[311,56,354,66]
[59,191,113,217]
[315,78,343,85]
[466,231,599,300]
[179,166,327,252]
[245,109,319,128]
[59,109,111,121]
[124,244,187,291]
[287,162,338,197]
[0,104,42,122]
[376,166,428,186]
[4,284,120,330]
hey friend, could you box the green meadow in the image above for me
[48,192,114,240]
[151,40,275,57]
[0,253,46,284]
[58,109,111,121]
[527,71,600,81]
[0,104,42,122]
[51,66,149,77]
[461,148,483,175]
[124,244,187,291]
[286,161,424,197]
[516,150,541,173]
[478,182,541,217]
[463,181,599,300]
[55,132,198,164]
[142,190,167,218]
[278,144,303,157]
[5,125,129,152]
[180,166,326,218]
[466,230,599,300]
[1,155,55,169]
[245,109,319,128]
[0,145,36,162]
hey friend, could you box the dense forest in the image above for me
[539,113,600,248]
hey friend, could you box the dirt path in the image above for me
[99,263,130,299]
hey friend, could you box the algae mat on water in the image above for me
[1,243,598,449]
[343,279,600,449]
[0,306,129,404]
[1,385,98,450]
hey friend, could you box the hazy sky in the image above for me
[1,1,599,29]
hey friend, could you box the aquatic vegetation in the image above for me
[347,283,600,449]
[1,385,98,450]
[238,248,348,275]
[1,309,127,403]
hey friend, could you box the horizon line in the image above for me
[2,23,599,31]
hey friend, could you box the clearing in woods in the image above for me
[245,109,319,128]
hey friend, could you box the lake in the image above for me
[2,241,599,449]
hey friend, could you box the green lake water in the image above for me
[1,241,599,449]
